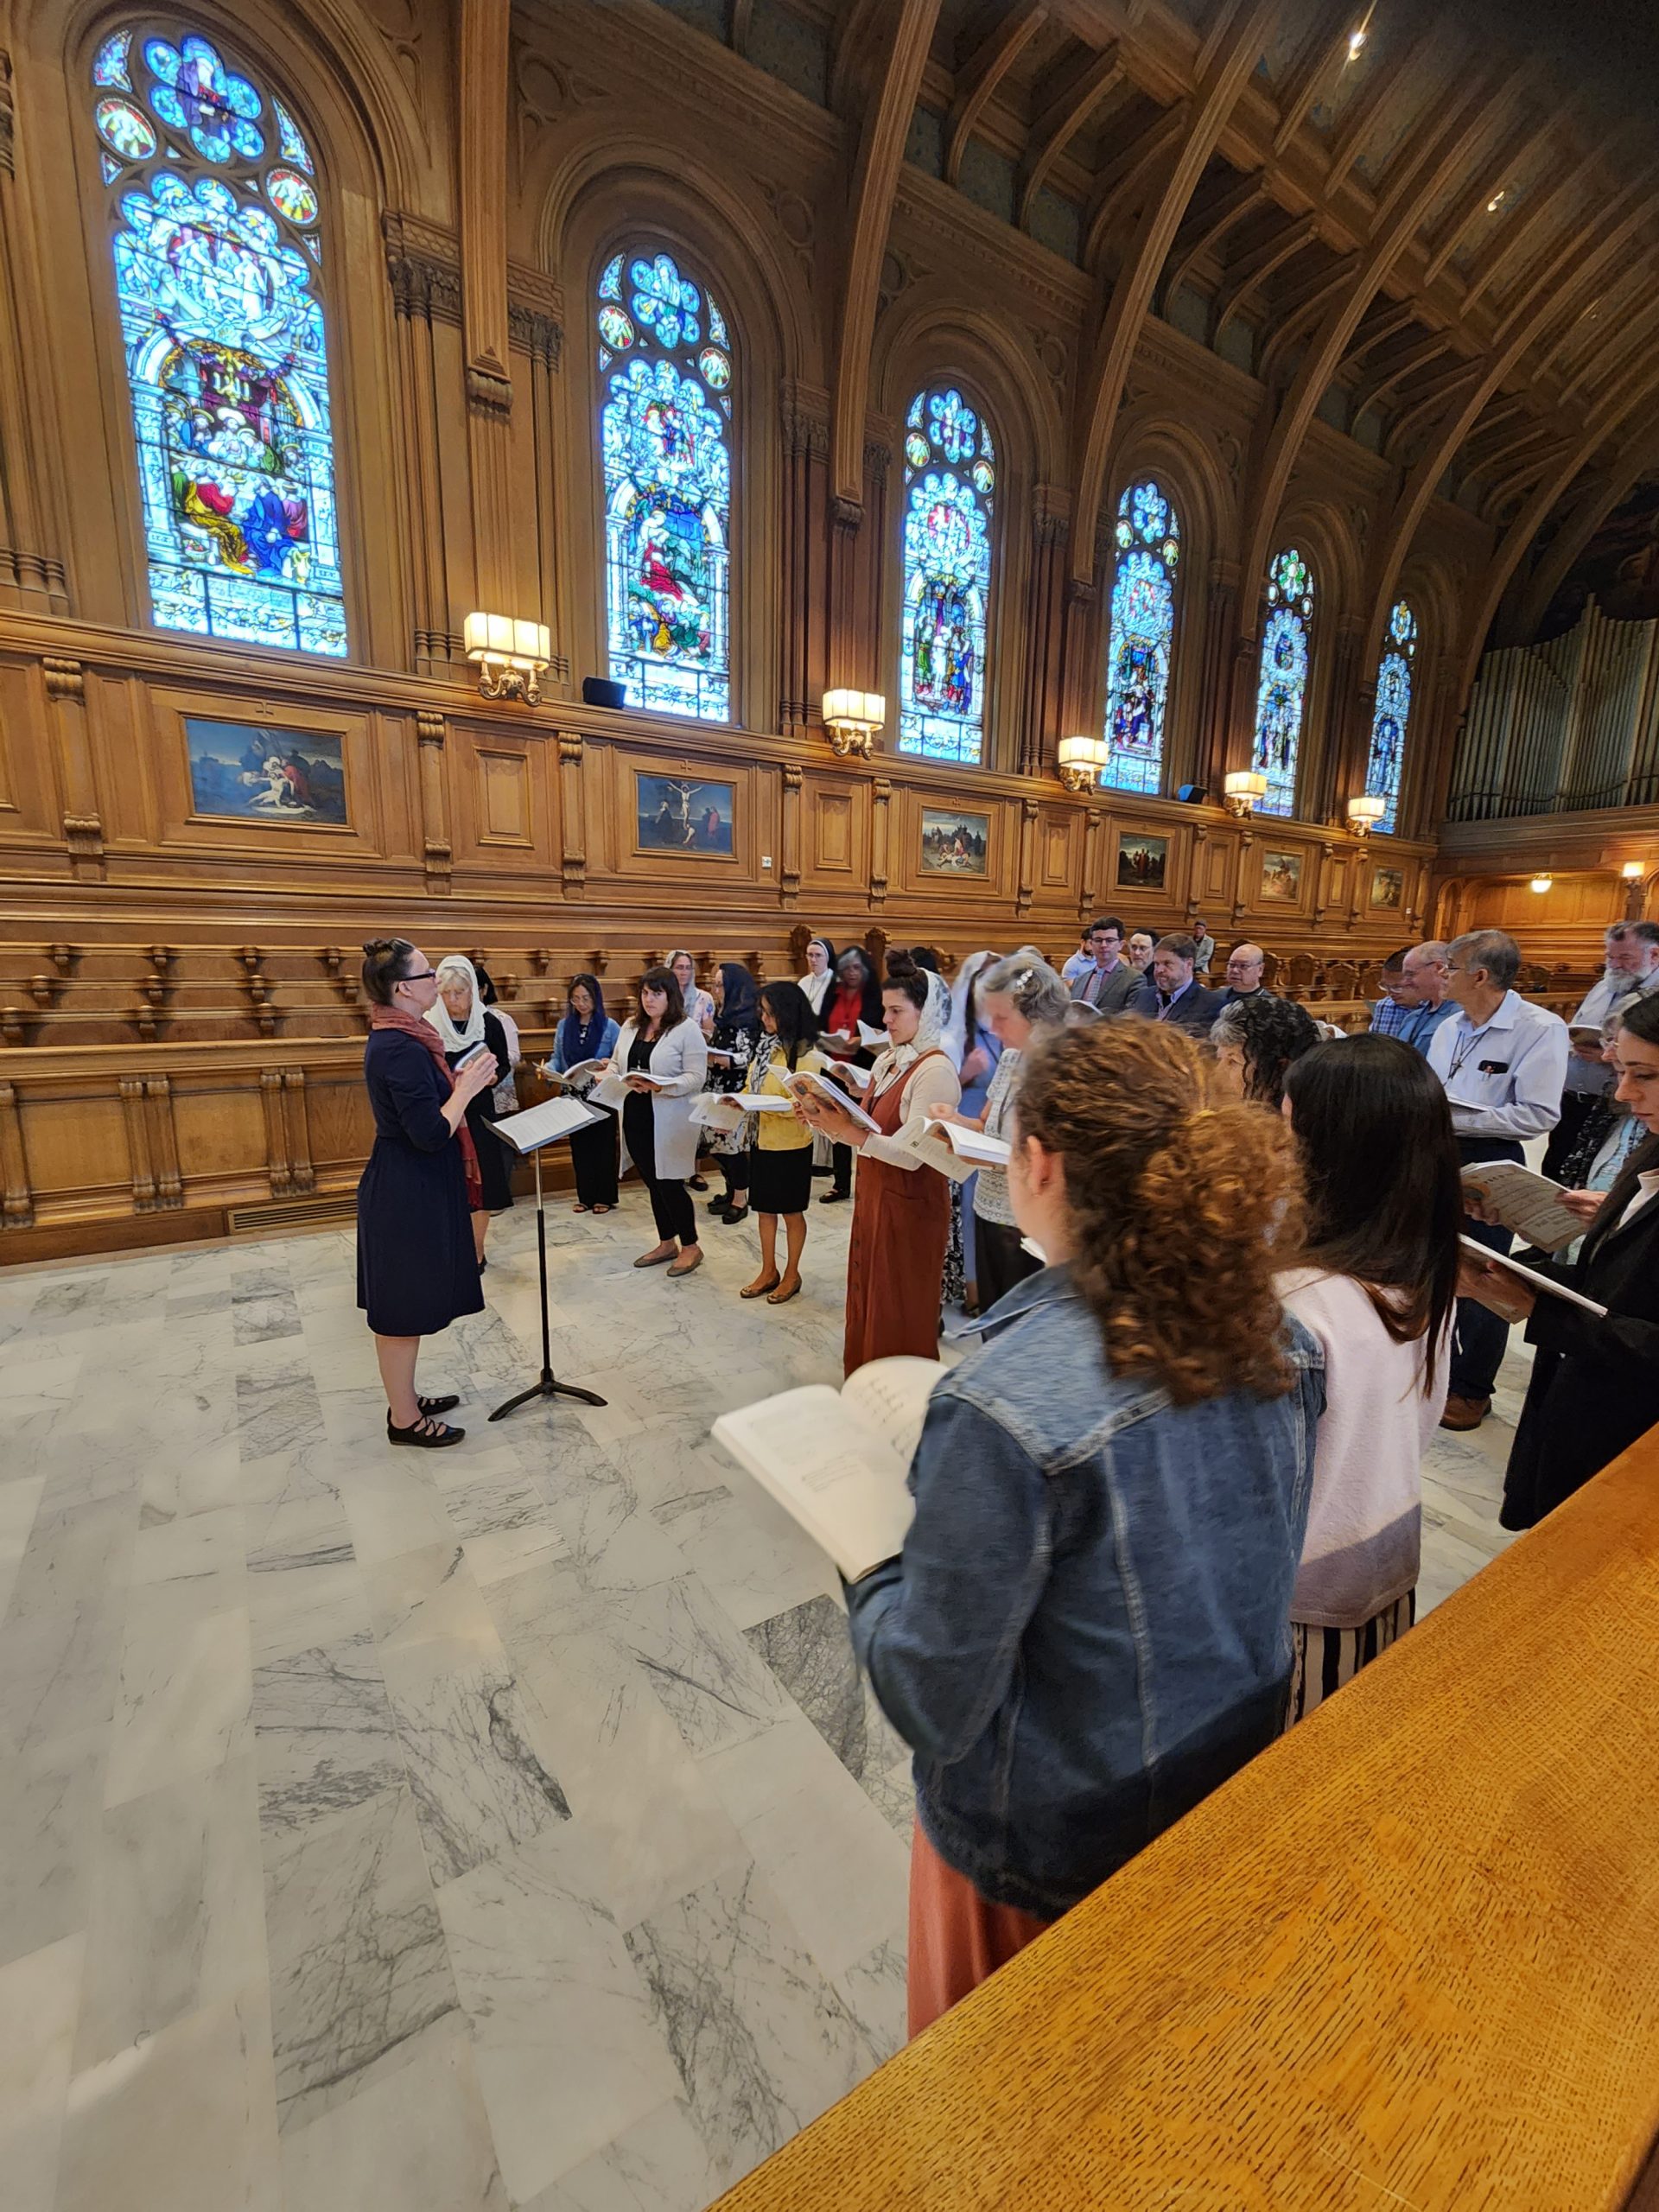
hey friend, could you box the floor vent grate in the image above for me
[225,1193,355,1234]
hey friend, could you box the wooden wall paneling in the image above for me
[0,651,59,852]
[41,656,104,880]
[283,1071,315,1194]
[261,1068,294,1197]
[1079,801,1103,916]
[1036,805,1082,897]
[556,729,586,895]
[1016,796,1039,914]
[596,740,761,889]
[779,383,830,732]
[145,1076,182,1209]
[1020,493,1070,777]
[119,1073,156,1210]
[892,780,1008,900]
[1195,824,1232,914]
[384,213,461,670]
[804,774,869,888]
[870,775,892,908]
[507,280,565,667]
[416,709,453,893]
[0,1079,33,1227]
[0,45,68,617]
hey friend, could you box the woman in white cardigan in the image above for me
[609,966,709,1278]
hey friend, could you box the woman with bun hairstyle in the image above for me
[355,938,500,1447]
[607,963,709,1278]
[845,1020,1321,2034]
[741,980,827,1305]
[796,953,962,1373]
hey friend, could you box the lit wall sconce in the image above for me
[464,613,550,703]
[1224,769,1268,819]
[1056,734,1109,793]
[1530,874,1554,894]
[1622,861,1644,881]
[1346,794,1387,837]
[821,689,886,758]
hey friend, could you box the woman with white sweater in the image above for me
[1277,1034,1461,1717]
[608,966,709,1279]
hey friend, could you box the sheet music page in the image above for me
[1460,1162,1583,1254]
[1459,1236,1608,1317]
[491,1095,601,1152]
[884,1118,973,1182]
[711,1386,915,1579]
[839,1356,947,1465]
[929,1121,1011,1167]
[784,1069,882,1132]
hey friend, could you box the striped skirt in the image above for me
[1285,1591,1415,1728]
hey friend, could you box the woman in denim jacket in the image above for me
[846,1020,1324,2036]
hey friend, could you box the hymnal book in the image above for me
[588,1067,665,1112]
[704,1046,736,1065]
[857,1020,888,1048]
[784,1067,882,1133]
[711,1356,944,1579]
[454,1039,493,1071]
[688,1094,746,1134]
[489,1095,602,1153]
[830,1061,874,1090]
[541,1057,609,1089]
[924,1116,1012,1169]
[1459,1236,1607,1319]
[1459,1161,1583,1254]
[885,1119,974,1185]
[734,1091,797,1114]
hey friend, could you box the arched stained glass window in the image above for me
[598,250,732,721]
[898,387,995,764]
[1101,480,1180,795]
[1252,547,1315,817]
[1366,599,1416,833]
[89,26,346,656]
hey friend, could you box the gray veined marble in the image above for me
[251,1630,404,1835]
[234,1362,327,1464]
[232,1291,304,1347]
[747,1592,910,1797]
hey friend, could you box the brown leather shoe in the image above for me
[1440,1395,1491,1432]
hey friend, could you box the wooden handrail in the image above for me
[715,1425,1659,2212]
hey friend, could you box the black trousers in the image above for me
[623,1092,697,1247]
[568,1105,618,1207]
[718,1149,749,1198]
[830,1141,852,1196]
[1541,1090,1600,1183]
[1452,1135,1522,1402]
[974,1215,1040,1313]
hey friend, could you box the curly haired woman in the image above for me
[844,1020,1325,2036]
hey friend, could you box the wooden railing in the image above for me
[714,1426,1659,2212]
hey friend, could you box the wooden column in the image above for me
[1020,490,1070,777]
[780,762,803,909]
[283,1072,314,1195]
[0,1078,33,1230]
[460,0,514,614]
[779,381,830,732]
[556,731,586,897]
[869,775,891,909]
[0,50,67,613]
[416,710,452,894]
[384,215,461,670]
[41,658,104,880]
[1193,559,1238,796]
[260,1069,293,1198]
[509,292,564,671]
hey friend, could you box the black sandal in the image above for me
[418,1394,461,1416]
[388,1411,465,1448]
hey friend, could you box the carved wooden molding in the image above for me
[461,0,513,421]
[118,1076,177,1210]
[41,657,105,875]
[1016,796,1039,914]
[869,775,892,907]
[0,1078,31,1228]
[382,212,463,325]
[0,50,13,180]
[260,1068,292,1198]
[556,730,586,896]
[780,762,803,908]
[506,303,563,371]
[283,1071,315,1194]
[416,712,453,893]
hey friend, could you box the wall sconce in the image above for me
[1530,874,1554,894]
[1224,769,1268,819]
[1056,734,1109,793]
[821,689,886,758]
[1622,861,1643,881]
[1347,794,1387,838]
[464,613,550,703]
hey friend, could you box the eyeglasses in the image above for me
[399,969,438,983]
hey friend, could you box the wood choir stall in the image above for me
[713,1423,1659,2212]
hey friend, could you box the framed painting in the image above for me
[1371,865,1405,910]
[919,808,989,876]
[634,772,735,856]
[1116,833,1167,891]
[1260,848,1304,902]
[184,716,348,825]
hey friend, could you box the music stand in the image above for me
[485,1103,608,1421]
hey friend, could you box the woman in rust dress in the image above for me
[797,955,961,1375]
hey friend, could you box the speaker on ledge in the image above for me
[582,677,627,709]
[1176,783,1208,804]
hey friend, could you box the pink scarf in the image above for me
[370,1002,483,1210]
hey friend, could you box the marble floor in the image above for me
[0,1181,1524,2212]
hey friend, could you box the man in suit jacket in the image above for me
[1126,934,1227,1038]
[1071,916,1141,1015]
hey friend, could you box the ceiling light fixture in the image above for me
[1347,27,1367,58]
[1485,188,1507,213]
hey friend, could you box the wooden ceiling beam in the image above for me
[1070,0,1278,583]
[830,0,942,505]
[1345,296,1422,365]
[1271,0,1364,156]
[1507,409,1659,643]
[1351,328,1456,416]
[1421,104,1560,289]
[1459,119,1631,315]
[1156,168,1268,313]
[1079,103,1189,269]
[1016,41,1123,224]
[1211,211,1320,343]
[944,0,1049,189]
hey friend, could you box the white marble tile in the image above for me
[246,1505,369,1668]
[832,1933,908,2066]
[130,1503,247,1592]
[252,1631,404,1837]
[622,1859,875,2190]
[517,2097,728,2212]
[75,1754,265,2071]
[615,1574,794,1760]
[56,1982,280,2212]
[276,2032,507,2212]
[0,1732,107,1967]
[658,1473,837,1633]
[0,1473,46,1627]
[235,1361,327,1462]
[340,1458,460,1570]
[438,1826,683,2200]
[0,1584,126,1760]
[263,1787,460,2133]
[0,1932,82,2212]
[365,1541,499,1655]
[104,1581,252,1809]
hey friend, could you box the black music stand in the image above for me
[485,1109,607,1422]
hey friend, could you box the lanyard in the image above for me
[1446,1019,1497,1084]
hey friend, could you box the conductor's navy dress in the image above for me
[356,1029,485,1337]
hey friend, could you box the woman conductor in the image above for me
[356,938,499,1447]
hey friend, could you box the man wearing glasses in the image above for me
[1427,929,1569,1431]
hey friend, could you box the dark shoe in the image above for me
[721,1205,749,1226]
[820,1187,849,1205]
[388,1412,464,1448]
[666,1246,703,1279]
[689,1176,709,1192]
[1440,1395,1491,1432]
[417,1394,461,1416]
[704,1192,729,1213]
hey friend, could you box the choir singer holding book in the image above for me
[607,965,709,1278]
[842,1021,1321,2035]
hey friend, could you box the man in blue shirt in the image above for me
[1370,941,1458,1056]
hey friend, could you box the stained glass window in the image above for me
[898,387,995,764]
[1252,548,1315,817]
[89,27,346,657]
[598,250,732,721]
[1366,599,1416,833]
[1101,480,1180,795]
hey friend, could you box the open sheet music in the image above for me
[784,1067,883,1133]
[924,1116,1012,1169]
[711,1357,944,1579]
[490,1095,603,1153]
[1459,1161,1585,1254]
[541,1057,609,1089]
[1459,1237,1607,1318]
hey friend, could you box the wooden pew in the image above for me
[715,1426,1659,2211]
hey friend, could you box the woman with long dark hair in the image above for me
[1279,1034,1462,1719]
[701,961,761,1224]
[740,980,826,1305]
[818,945,884,1204]
[355,938,499,1447]
[550,972,620,1213]
[845,1020,1320,2033]
[607,965,709,1277]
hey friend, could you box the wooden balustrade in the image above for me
[715,1423,1659,2212]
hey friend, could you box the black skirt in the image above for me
[749,1142,813,1216]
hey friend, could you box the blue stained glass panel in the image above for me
[1102,477,1181,795]
[94,33,346,658]
[1252,547,1315,817]
[899,385,995,764]
[93,30,133,88]
[1366,598,1416,833]
[600,248,732,721]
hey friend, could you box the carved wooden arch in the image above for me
[553,163,795,735]
[871,289,1061,488]
[49,0,419,660]
[872,319,1039,778]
